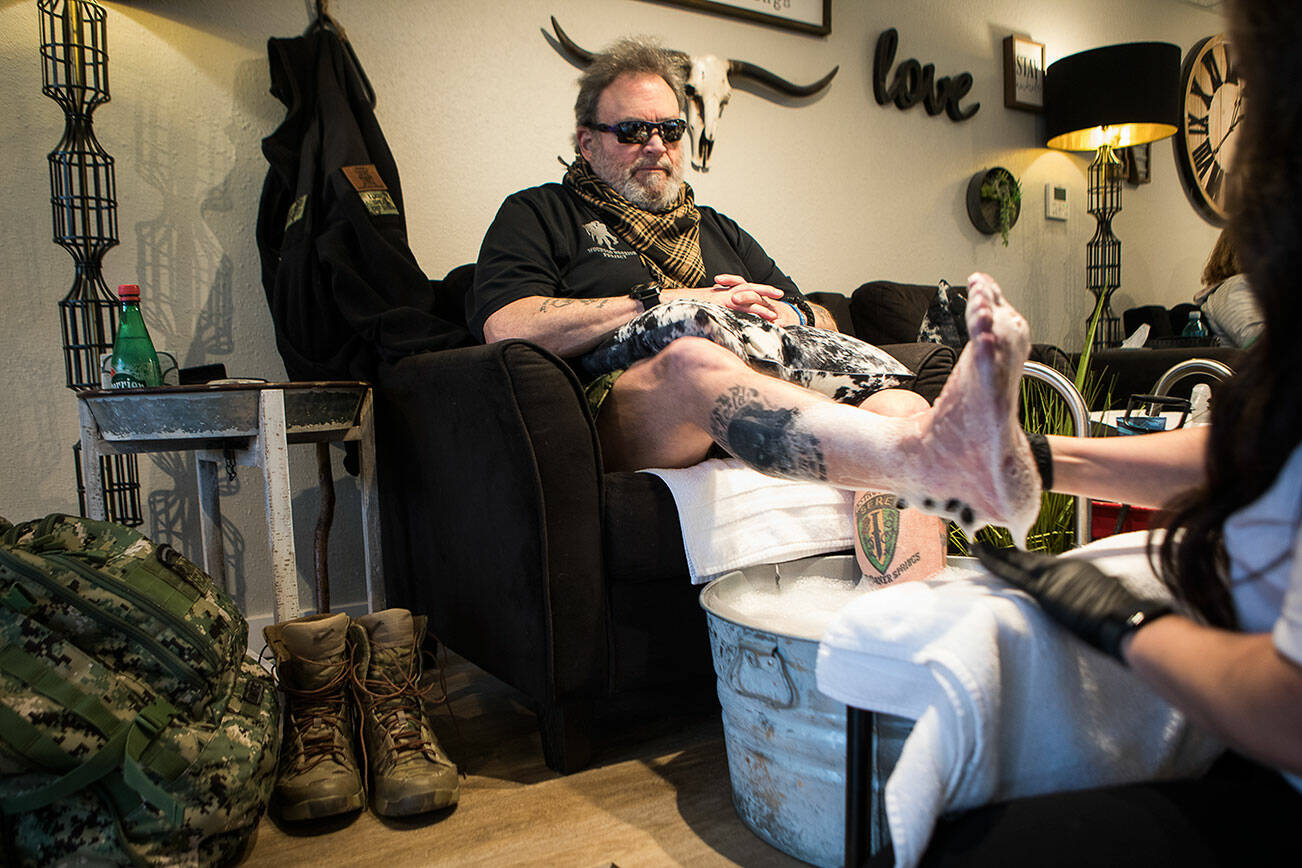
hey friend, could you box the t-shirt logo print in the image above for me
[583,220,619,249]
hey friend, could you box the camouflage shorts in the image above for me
[583,368,624,418]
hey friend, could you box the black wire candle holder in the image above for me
[41,0,119,392]
[40,1,141,525]
[73,442,143,526]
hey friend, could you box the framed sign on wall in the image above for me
[1003,35,1045,112]
[1120,143,1153,186]
[642,0,831,36]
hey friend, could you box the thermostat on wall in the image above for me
[1045,183,1068,221]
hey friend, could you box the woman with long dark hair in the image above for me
[917,0,1302,863]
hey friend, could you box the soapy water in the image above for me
[718,565,983,640]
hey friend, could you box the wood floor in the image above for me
[239,653,807,868]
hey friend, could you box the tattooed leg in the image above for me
[775,274,1040,543]
[708,386,828,480]
[851,389,946,585]
[604,316,1039,545]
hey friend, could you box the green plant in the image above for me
[1075,290,1110,393]
[981,172,1022,247]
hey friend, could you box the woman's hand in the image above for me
[975,543,1173,662]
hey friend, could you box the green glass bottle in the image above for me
[107,284,162,389]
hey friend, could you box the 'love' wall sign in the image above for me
[872,28,980,122]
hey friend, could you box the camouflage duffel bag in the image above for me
[0,513,280,866]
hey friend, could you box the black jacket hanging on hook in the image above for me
[256,23,468,383]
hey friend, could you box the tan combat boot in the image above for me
[263,612,366,820]
[353,608,460,817]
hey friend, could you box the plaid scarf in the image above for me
[563,156,707,289]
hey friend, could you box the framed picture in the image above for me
[1119,143,1152,185]
[641,0,831,36]
[1003,35,1045,112]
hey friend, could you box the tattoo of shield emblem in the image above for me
[856,493,900,575]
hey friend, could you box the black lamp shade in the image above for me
[1045,42,1181,150]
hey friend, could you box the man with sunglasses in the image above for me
[467,38,1043,571]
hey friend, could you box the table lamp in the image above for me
[1045,42,1180,355]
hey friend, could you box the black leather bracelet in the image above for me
[1025,430,1054,490]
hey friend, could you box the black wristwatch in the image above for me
[628,281,662,311]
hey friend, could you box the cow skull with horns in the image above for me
[551,17,838,171]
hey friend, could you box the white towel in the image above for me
[642,458,855,584]
[815,532,1224,868]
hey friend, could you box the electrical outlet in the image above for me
[1045,183,1068,220]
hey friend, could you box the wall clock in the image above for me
[1174,34,1242,225]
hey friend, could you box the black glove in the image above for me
[975,543,1173,663]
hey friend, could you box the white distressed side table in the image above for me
[76,381,384,624]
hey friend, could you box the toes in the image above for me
[901,492,982,536]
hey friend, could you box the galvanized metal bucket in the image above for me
[699,554,915,868]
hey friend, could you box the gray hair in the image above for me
[573,37,687,128]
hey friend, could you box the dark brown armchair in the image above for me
[373,269,958,773]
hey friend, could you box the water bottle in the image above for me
[1182,310,1209,339]
[107,284,162,389]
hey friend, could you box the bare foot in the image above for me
[899,273,1041,545]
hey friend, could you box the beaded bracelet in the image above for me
[785,297,815,327]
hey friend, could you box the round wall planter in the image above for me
[966,166,1020,238]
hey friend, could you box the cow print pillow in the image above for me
[916,280,968,349]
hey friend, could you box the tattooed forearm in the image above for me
[538,297,616,312]
[708,386,827,481]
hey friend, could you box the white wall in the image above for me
[0,0,1226,625]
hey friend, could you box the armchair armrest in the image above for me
[374,340,608,706]
[881,342,957,404]
[805,291,854,334]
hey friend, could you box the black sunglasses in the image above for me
[591,118,687,144]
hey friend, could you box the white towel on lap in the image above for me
[815,531,1224,868]
[642,458,855,584]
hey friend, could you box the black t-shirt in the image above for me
[467,182,802,344]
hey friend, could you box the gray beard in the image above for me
[613,173,682,212]
[588,152,683,212]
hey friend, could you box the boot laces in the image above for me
[354,645,442,759]
[272,653,353,771]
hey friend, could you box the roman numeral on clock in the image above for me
[1192,141,1218,195]
[1200,50,1224,91]
[1192,139,1216,178]
[1189,79,1214,109]
[1187,112,1210,137]
[1204,161,1224,202]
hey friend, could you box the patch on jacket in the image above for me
[342,164,399,216]
[342,164,387,191]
